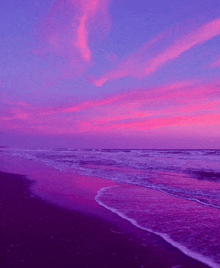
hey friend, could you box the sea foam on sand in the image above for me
[0,154,213,268]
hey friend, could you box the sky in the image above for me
[1,0,220,149]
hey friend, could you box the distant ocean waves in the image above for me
[1,148,220,267]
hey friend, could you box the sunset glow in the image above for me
[1,0,220,148]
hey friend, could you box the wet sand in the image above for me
[0,155,210,268]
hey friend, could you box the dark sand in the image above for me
[0,167,211,268]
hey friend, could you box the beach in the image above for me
[0,155,211,268]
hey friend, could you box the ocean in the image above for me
[1,148,220,268]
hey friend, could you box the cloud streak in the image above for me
[35,0,110,65]
[74,0,110,62]
[94,18,220,87]
[1,81,220,136]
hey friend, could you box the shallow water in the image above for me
[1,148,220,267]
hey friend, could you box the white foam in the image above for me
[148,185,220,210]
[95,186,220,268]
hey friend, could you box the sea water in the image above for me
[1,148,220,267]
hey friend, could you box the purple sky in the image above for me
[1,0,220,149]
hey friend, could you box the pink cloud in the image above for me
[1,81,220,135]
[76,14,91,62]
[141,18,220,77]
[34,0,110,66]
[94,18,220,87]
[79,81,219,115]
[74,0,110,62]
[93,32,167,87]
[118,114,220,131]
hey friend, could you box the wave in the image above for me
[96,186,220,268]
[2,147,220,267]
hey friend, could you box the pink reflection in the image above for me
[1,154,115,211]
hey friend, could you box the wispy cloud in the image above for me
[93,18,220,87]
[74,0,110,62]
[34,0,110,66]
[1,81,220,135]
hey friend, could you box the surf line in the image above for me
[95,185,219,268]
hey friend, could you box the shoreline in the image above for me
[96,185,219,268]
[0,154,211,267]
